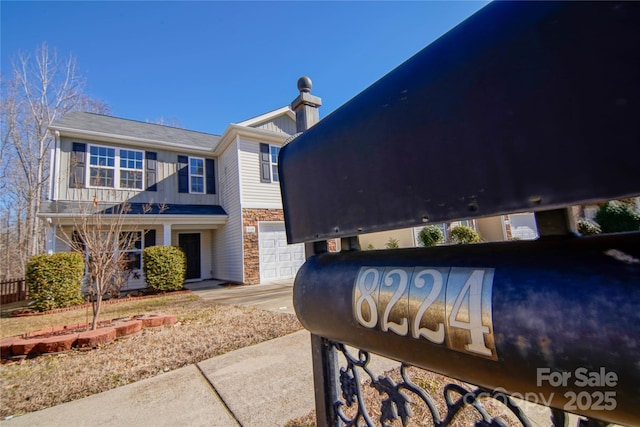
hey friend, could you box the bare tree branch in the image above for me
[0,42,110,278]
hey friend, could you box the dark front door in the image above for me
[179,233,201,280]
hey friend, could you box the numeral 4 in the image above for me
[448,269,492,356]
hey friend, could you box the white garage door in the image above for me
[258,222,305,282]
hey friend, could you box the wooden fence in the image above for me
[1,278,28,304]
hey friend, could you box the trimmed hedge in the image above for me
[26,252,85,311]
[449,225,481,244]
[594,201,640,233]
[577,218,601,235]
[418,225,444,247]
[143,245,186,292]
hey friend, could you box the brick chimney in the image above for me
[290,76,322,132]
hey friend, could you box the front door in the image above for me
[179,233,201,280]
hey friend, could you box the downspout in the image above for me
[50,130,61,201]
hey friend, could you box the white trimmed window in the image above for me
[270,145,280,183]
[189,157,205,193]
[88,144,144,190]
[89,145,115,187]
[119,231,143,271]
[119,149,144,189]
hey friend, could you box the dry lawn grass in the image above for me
[287,366,524,427]
[0,293,302,417]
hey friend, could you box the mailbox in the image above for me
[293,233,640,425]
[280,1,640,426]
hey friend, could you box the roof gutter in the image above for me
[214,124,290,156]
[48,126,216,155]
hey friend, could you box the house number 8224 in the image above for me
[352,266,497,360]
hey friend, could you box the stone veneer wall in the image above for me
[242,208,339,285]
[242,208,285,285]
[503,215,513,240]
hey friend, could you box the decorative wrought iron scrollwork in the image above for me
[330,341,612,427]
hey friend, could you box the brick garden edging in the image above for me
[0,314,177,360]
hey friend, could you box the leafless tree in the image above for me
[0,42,110,279]
[55,194,166,330]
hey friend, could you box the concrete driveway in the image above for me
[184,279,296,314]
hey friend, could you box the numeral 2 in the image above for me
[411,269,445,344]
[380,269,409,336]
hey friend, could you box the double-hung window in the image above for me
[89,146,116,187]
[88,144,144,190]
[119,150,144,189]
[270,146,280,183]
[189,157,205,193]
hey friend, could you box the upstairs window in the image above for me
[88,144,144,190]
[260,143,281,183]
[270,146,280,183]
[119,150,144,189]
[189,157,205,193]
[178,155,215,194]
[89,146,115,187]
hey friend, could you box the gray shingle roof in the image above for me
[50,112,220,150]
[40,201,227,216]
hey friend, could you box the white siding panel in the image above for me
[238,138,283,209]
[212,140,244,282]
[252,116,296,135]
[201,230,213,279]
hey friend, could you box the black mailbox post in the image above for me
[280,2,640,426]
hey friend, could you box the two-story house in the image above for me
[40,87,319,290]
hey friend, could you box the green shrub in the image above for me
[594,201,640,233]
[449,225,481,244]
[26,252,85,311]
[577,218,601,235]
[418,225,444,247]
[385,237,400,249]
[143,245,186,292]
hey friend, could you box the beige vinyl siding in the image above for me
[359,228,417,250]
[56,138,219,206]
[250,116,296,135]
[238,137,283,209]
[476,216,507,242]
[212,139,244,282]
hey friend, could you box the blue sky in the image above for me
[2,1,488,135]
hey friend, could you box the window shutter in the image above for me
[146,152,157,191]
[178,155,189,193]
[259,143,271,183]
[144,229,156,247]
[205,158,215,194]
[69,143,86,188]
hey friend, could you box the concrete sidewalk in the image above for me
[1,330,399,427]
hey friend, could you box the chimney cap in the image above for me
[297,76,312,93]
